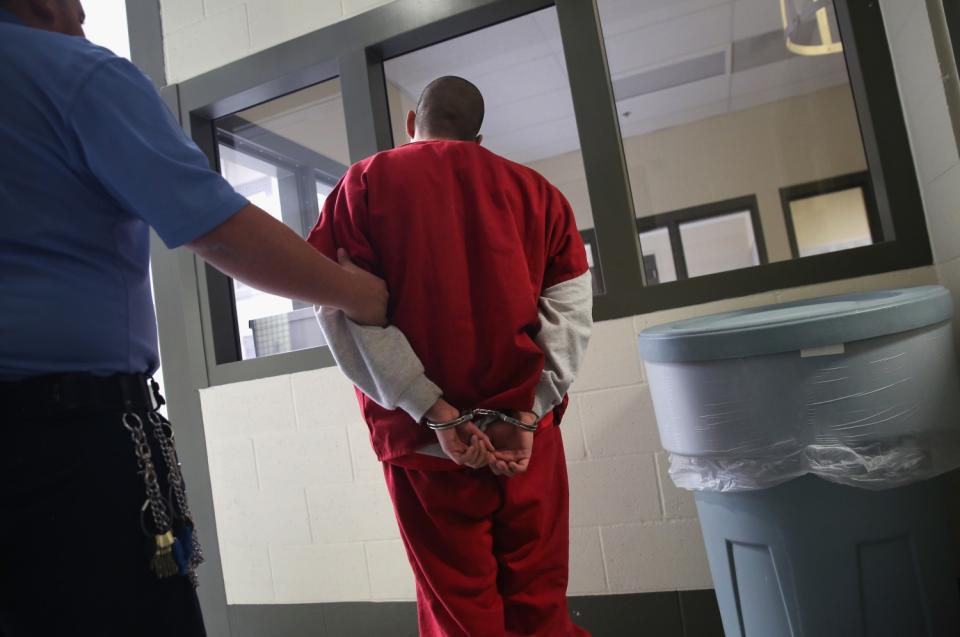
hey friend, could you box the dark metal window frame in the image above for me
[637,195,768,283]
[943,0,959,69]
[171,0,930,385]
[779,171,882,259]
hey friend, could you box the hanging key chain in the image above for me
[147,410,204,586]
[123,412,178,579]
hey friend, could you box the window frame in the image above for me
[170,0,930,386]
[578,228,605,295]
[943,0,959,69]
[779,171,882,260]
[637,195,768,283]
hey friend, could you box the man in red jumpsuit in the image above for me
[308,76,593,636]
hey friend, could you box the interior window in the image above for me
[634,196,765,282]
[638,227,677,285]
[679,210,761,277]
[592,0,886,284]
[214,78,348,359]
[781,172,879,257]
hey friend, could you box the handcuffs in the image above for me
[422,408,539,432]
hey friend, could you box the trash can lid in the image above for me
[638,285,953,363]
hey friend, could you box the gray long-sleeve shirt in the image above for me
[316,270,593,435]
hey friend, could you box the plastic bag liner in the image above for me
[668,432,960,492]
[646,321,960,493]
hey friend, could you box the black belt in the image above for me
[0,372,164,416]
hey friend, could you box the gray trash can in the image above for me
[638,286,960,637]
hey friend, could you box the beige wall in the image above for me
[528,85,867,263]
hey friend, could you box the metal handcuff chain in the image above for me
[422,408,539,432]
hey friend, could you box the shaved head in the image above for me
[414,76,484,141]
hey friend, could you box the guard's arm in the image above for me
[187,205,387,326]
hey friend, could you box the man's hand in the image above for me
[338,249,388,326]
[487,411,537,477]
[426,399,494,469]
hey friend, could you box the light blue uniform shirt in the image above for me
[0,10,248,380]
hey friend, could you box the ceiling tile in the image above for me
[730,52,847,95]
[471,55,569,109]
[481,87,576,137]
[619,99,730,140]
[602,3,734,76]
[597,0,731,37]
[732,0,784,40]
[615,75,731,123]
[383,10,554,98]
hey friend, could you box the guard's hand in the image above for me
[487,411,536,477]
[427,399,495,469]
[339,249,388,326]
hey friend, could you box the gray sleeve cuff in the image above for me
[532,385,561,419]
[396,374,443,423]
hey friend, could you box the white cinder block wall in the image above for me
[199,267,937,605]
[161,0,958,606]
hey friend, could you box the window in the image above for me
[636,196,766,283]
[945,0,960,66]
[592,0,884,286]
[382,6,607,295]
[173,0,928,383]
[213,78,349,360]
[638,227,676,285]
[780,171,880,258]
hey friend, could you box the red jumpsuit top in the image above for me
[307,140,588,462]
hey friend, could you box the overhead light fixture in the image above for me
[780,0,843,56]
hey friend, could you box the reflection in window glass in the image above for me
[638,227,676,285]
[596,0,885,282]
[680,211,760,278]
[215,79,348,359]
[316,180,333,212]
[788,187,872,257]
[383,6,606,295]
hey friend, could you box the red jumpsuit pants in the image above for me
[383,425,591,637]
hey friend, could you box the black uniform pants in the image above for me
[0,409,206,636]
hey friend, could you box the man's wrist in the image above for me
[425,398,459,423]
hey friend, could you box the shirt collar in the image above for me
[0,9,25,26]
